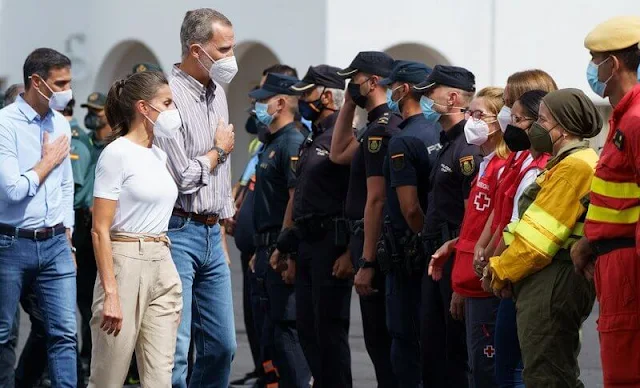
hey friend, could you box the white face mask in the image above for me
[197,45,238,84]
[145,104,182,139]
[37,78,73,111]
[464,118,497,146]
[497,105,511,133]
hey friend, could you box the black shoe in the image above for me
[230,371,259,386]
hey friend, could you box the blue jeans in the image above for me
[494,298,524,388]
[386,271,423,388]
[0,233,77,388]
[168,216,236,388]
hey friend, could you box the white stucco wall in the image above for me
[326,0,638,101]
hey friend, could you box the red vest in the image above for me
[492,151,550,233]
[453,154,508,297]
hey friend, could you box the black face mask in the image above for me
[298,99,324,122]
[348,81,369,108]
[84,112,105,131]
[504,124,531,152]
[245,115,259,135]
[257,121,270,143]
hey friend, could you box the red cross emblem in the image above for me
[484,345,495,358]
[474,192,491,211]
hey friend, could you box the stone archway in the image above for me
[383,42,450,67]
[226,41,280,181]
[93,40,161,95]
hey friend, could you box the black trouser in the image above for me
[241,249,261,372]
[296,227,352,388]
[73,208,96,363]
[421,255,469,388]
[254,244,310,388]
[349,233,396,388]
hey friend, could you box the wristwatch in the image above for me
[213,146,228,164]
[358,257,377,270]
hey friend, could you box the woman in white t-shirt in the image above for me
[88,71,182,387]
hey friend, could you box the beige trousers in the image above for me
[88,235,182,388]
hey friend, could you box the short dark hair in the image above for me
[516,90,548,121]
[23,48,71,90]
[608,44,640,73]
[262,64,298,78]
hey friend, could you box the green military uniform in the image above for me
[70,119,94,209]
[74,91,109,365]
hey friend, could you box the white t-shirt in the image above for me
[93,137,178,234]
[510,153,542,222]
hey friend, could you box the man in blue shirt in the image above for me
[0,48,78,388]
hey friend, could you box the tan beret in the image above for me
[584,16,640,52]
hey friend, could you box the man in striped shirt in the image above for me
[154,8,237,388]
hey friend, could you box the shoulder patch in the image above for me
[368,136,383,153]
[391,153,405,171]
[613,128,624,150]
[290,156,299,173]
[459,155,475,176]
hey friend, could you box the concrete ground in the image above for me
[17,241,604,387]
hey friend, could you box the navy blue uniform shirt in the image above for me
[383,113,442,232]
[253,122,304,232]
[344,104,402,220]
[293,111,350,220]
[424,119,482,234]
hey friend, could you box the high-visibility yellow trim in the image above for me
[591,176,640,199]
[587,204,640,224]
[571,222,585,238]
[524,203,571,243]
[514,219,560,256]
[504,221,584,249]
[502,221,518,246]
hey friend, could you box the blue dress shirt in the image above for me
[0,95,74,229]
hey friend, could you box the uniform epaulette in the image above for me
[377,113,390,125]
[72,129,79,138]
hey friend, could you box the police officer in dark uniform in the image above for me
[281,65,352,387]
[413,65,482,388]
[377,61,440,387]
[330,51,402,388]
[250,73,311,388]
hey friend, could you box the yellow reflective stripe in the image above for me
[503,221,518,246]
[571,222,584,238]
[587,204,640,224]
[525,203,572,242]
[503,231,514,246]
[591,176,640,199]
[515,219,560,256]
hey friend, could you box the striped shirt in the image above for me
[154,65,234,218]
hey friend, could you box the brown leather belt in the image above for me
[172,208,219,226]
[111,234,170,243]
[0,222,66,241]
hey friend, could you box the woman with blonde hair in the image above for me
[429,86,509,386]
